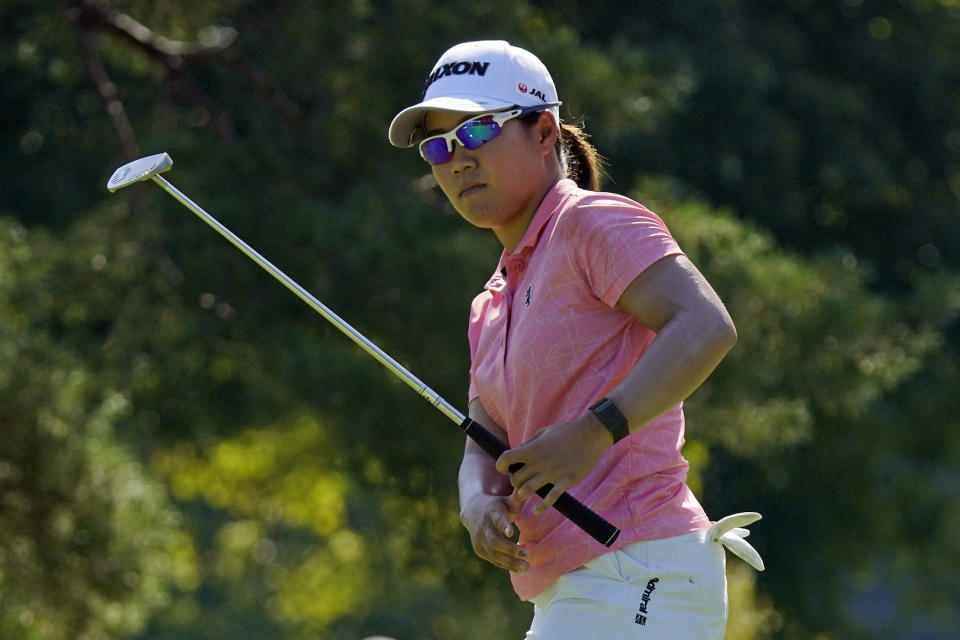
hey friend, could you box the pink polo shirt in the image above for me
[467,179,711,601]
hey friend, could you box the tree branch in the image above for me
[69,0,306,132]
[70,0,237,66]
[74,23,141,162]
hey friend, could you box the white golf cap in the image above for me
[388,40,561,148]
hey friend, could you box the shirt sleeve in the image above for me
[570,194,684,307]
[466,289,491,403]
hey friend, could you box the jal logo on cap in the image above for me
[516,82,547,101]
[423,60,491,93]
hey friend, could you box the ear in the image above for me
[535,111,559,155]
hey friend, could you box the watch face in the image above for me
[591,398,629,442]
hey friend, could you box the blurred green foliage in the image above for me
[0,220,197,640]
[2,1,959,639]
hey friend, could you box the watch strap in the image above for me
[588,397,630,443]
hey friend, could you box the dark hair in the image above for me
[521,111,602,191]
[558,122,602,191]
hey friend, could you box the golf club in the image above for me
[107,152,620,547]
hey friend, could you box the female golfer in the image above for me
[389,40,763,639]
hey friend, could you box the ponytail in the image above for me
[558,122,602,191]
[521,110,604,191]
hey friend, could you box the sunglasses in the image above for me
[419,103,560,166]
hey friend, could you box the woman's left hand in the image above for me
[495,414,613,515]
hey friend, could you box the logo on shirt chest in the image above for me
[524,285,532,307]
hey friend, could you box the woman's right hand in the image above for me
[459,492,530,574]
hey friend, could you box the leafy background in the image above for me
[2,1,959,638]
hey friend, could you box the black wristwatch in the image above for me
[588,397,630,444]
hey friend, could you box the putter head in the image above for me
[107,152,173,192]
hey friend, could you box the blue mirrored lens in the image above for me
[420,137,451,165]
[456,117,500,150]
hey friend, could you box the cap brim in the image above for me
[388,95,515,148]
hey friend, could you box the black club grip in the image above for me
[459,417,620,547]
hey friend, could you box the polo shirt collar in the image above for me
[508,178,579,256]
[485,179,579,292]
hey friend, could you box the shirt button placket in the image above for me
[506,258,526,287]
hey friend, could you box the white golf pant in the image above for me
[524,530,728,640]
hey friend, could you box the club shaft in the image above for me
[151,175,465,425]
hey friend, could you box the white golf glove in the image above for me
[707,512,765,571]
